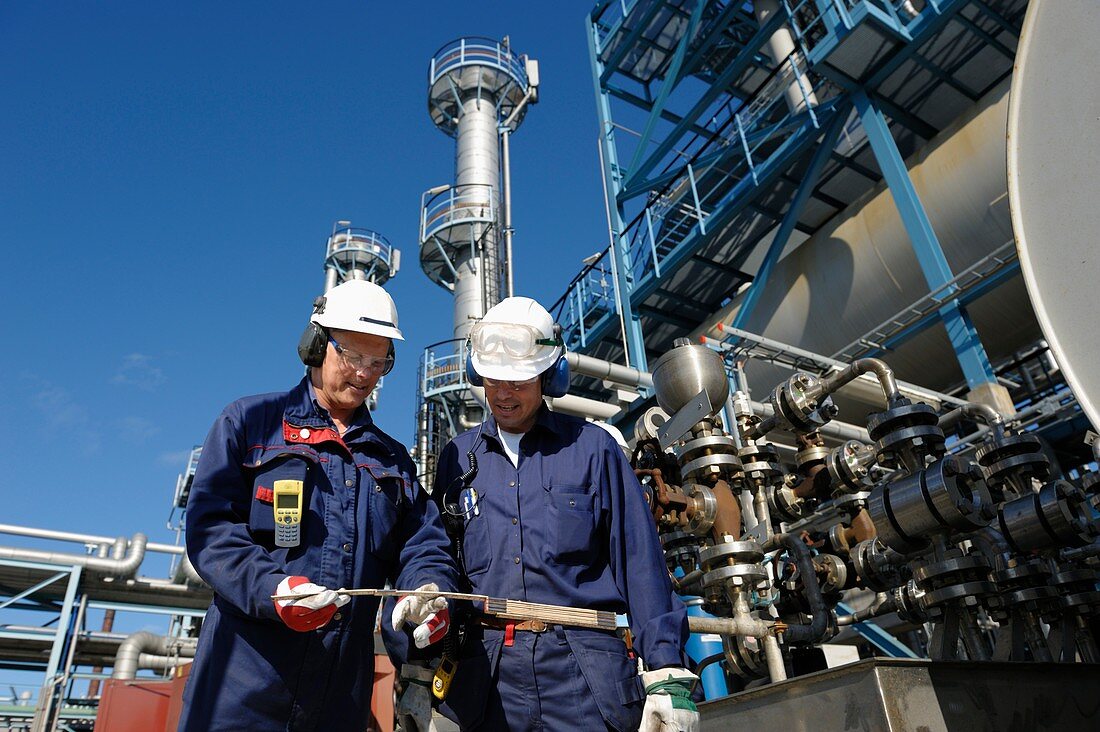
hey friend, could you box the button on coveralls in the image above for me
[432,407,688,731]
[179,377,458,731]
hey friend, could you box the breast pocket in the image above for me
[246,452,317,549]
[546,484,597,564]
[461,513,493,580]
[364,463,410,562]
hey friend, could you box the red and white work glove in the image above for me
[273,576,349,632]
[390,582,450,648]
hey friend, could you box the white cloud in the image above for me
[25,377,101,456]
[113,415,161,443]
[157,449,193,467]
[112,353,166,391]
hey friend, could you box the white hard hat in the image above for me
[470,297,562,381]
[311,280,404,341]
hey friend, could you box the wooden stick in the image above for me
[270,587,618,631]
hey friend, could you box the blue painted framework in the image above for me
[565,0,1010,392]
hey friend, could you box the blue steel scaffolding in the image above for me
[553,0,1026,405]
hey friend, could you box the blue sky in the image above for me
[0,1,607,546]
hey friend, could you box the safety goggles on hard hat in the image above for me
[469,322,562,360]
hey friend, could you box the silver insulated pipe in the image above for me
[112,631,197,680]
[422,37,537,340]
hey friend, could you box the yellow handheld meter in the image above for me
[272,480,303,548]
[432,654,457,701]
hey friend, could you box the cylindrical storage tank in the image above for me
[696,79,1040,395]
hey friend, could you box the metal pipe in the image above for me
[565,351,654,390]
[749,398,870,443]
[111,631,197,680]
[687,614,773,638]
[0,533,148,578]
[836,592,897,627]
[762,634,787,682]
[546,393,621,420]
[499,86,536,300]
[816,358,902,406]
[939,401,1007,437]
[753,0,818,114]
[501,127,514,299]
[761,533,830,644]
[0,524,182,555]
[171,552,207,587]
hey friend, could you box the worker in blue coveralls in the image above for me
[429,296,701,732]
[179,280,459,732]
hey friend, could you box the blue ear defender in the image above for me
[465,350,484,387]
[541,356,570,398]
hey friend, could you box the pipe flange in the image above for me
[681,453,744,482]
[796,444,831,473]
[975,433,1049,488]
[867,402,945,467]
[827,440,874,494]
[684,483,718,537]
[699,540,765,568]
[1063,590,1100,613]
[679,435,739,460]
[913,554,992,585]
[813,553,848,594]
[1002,585,1059,610]
[702,563,769,591]
[768,485,805,524]
[920,581,998,610]
[922,457,990,533]
[770,373,838,433]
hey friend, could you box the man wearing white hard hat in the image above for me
[429,296,698,731]
[180,280,459,731]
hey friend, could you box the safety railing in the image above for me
[419,339,471,399]
[429,37,528,91]
[620,53,835,293]
[420,184,496,249]
[326,227,395,271]
[555,253,619,351]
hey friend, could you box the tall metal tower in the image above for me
[414,37,539,483]
[323,220,400,411]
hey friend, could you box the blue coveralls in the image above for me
[431,407,688,731]
[179,377,458,732]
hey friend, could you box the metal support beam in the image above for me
[624,0,708,185]
[732,108,848,329]
[853,90,996,387]
[589,14,649,372]
[599,0,665,84]
[623,7,790,193]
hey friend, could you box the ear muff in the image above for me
[381,341,396,376]
[541,354,570,398]
[465,349,483,387]
[298,322,328,367]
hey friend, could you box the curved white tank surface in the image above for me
[695,78,1040,396]
[1009,0,1100,431]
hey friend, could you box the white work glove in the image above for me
[273,576,349,632]
[390,582,450,649]
[639,668,700,732]
[396,664,438,732]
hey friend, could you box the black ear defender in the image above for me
[297,296,328,367]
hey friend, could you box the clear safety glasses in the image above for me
[469,322,562,360]
[329,337,394,375]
